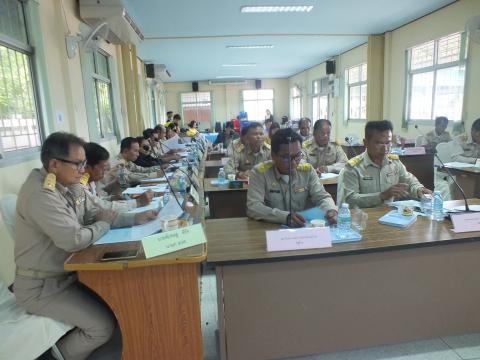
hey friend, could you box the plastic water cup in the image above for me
[227,174,236,181]
[310,219,326,227]
[160,215,179,232]
[351,209,368,231]
[420,197,432,217]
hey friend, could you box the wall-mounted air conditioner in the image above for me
[208,79,247,86]
[79,0,144,45]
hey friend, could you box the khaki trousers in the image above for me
[14,278,115,360]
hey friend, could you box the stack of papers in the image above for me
[122,184,168,196]
[444,162,474,168]
[378,210,417,228]
[320,173,339,180]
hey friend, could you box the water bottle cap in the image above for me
[341,203,349,208]
[433,190,441,195]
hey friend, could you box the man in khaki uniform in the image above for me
[303,119,348,174]
[451,118,480,164]
[247,128,337,227]
[338,120,432,208]
[103,137,165,196]
[225,122,271,179]
[298,117,312,141]
[422,116,452,153]
[14,132,118,360]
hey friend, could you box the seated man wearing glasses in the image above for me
[14,132,118,359]
[247,128,338,227]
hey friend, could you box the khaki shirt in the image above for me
[302,140,348,173]
[451,141,480,164]
[247,161,336,224]
[424,130,451,152]
[337,151,425,208]
[102,154,159,194]
[15,168,110,274]
[224,142,271,176]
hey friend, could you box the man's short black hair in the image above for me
[120,137,139,153]
[365,120,394,141]
[472,118,480,132]
[313,119,331,132]
[143,128,155,139]
[154,124,165,133]
[298,117,311,127]
[167,123,178,131]
[241,122,262,136]
[435,116,449,126]
[271,128,303,154]
[189,120,196,128]
[173,114,181,120]
[41,132,85,169]
[166,111,173,115]
[84,142,109,167]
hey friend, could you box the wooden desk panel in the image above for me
[207,151,226,160]
[207,200,480,360]
[442,165,480,199]
[205,160,223,178]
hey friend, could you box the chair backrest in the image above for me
[0,194,17,240]
[435,141,463,164]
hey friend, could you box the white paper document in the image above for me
[444,162,475,168]
[95,215,162,245]
[122,184,168,195]
[320,173,339,180]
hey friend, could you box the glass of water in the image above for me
[420,196,432,217]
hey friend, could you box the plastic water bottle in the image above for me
[163,189,170,206]
[218,167,226,185]
[337,203,351,238]
[432,190,444,222]
[178,174,187,196]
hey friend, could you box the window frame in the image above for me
[180,91,213,128]
[404,32,467,125]
[241,89,275,122]
[312,77,330,121]
[0,0,46,165]
[345,63,367,121]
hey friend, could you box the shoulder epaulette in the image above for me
[42,173,56,192]
[297,163,312,172]
[302,139,313,148]
[263,142,271,149]
[79,173,90,186]
[348,155,362,167]
[235,142,244,153]
[387,154,399,160]
[256,160,274,173]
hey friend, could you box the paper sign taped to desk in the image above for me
[142,223,206,259]
[451,213,480,233]
[266,227,332,252]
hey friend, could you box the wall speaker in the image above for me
[326,60,336,75]
[255,79,261,89]
[192,81,199,92]
[145,64,155,78]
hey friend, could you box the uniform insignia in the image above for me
[302,139,313,149]
[294,187,306,193]
[79,173,90,186]
[42,173,56,192]
[387,154,399,160]
[256,160,274,173]
[235,143,245,153]
[263,142,271,149]
[348,155,362,167]
[296,163,311,171]
[269,190,281,193]
[362,176,373,180]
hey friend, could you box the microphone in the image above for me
[345,136,359,158]
[434,153,471,212]
[158,165,183,208]
[286,136,294,227]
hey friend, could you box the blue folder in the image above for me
[378,210,417,228]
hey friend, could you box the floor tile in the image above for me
[442,333,480,360]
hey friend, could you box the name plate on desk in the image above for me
[451,213,480,233]
[142,223,207,259]
[402,147,426,155]
[266,227,332,252]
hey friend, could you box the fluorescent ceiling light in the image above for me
[240,5,313,13]
[226,45,274,49]
[216,75,244,79]
[222,63,257,67]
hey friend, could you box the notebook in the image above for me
[378,210,417,228]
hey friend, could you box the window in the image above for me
[150,88,157,127]
[181,92,212,127]
[312,78,329,120]
[242,89,274,121]
[290,86,302,120]
[0,0,42,156]
[92,50,116,138]
[345,63,367,120]
[406,32,467,122]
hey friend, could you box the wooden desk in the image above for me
[205,159,223,178]
[341,146,434,190]
[206,200,480,360]
[203,176,338,219]
[207,150,227,160]
[441,165,480,199]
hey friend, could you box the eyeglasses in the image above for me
[54,158,87,171]
[278,151,304,163]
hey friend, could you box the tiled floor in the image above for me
[200,270,480,360]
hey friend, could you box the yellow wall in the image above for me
[164,79,289,128]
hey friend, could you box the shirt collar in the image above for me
[363,151,390,168]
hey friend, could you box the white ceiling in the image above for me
[123,0,456,82]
